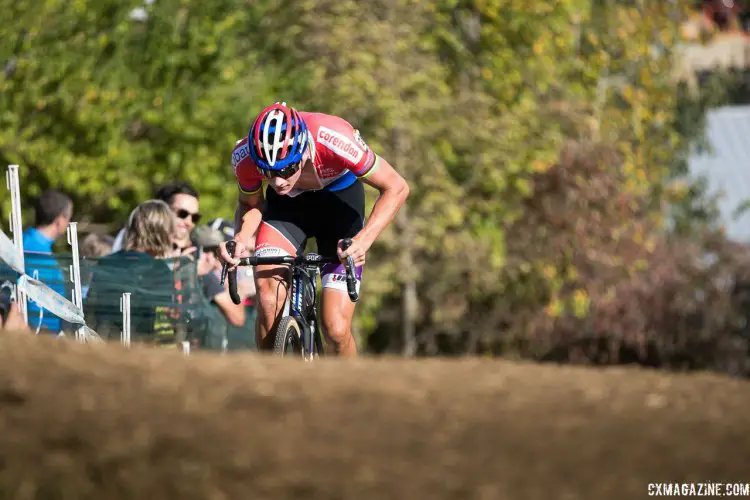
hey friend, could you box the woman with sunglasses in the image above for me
[218,102,409,357]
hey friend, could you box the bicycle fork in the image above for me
[288,270,316,361]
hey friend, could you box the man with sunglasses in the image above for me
[218,102,409,356]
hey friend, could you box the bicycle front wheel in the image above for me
[273,316,302,357]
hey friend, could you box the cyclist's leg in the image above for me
[253,191,308,350]
[319,269,362,356]
[315,181,365,357]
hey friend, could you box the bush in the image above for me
[387,140,750,378]
[500,141,750,376]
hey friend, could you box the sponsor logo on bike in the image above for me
[317,126,363,163]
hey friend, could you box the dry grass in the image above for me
[0,333,748,500]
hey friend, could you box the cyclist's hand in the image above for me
[337,238,367,267]
[218,240,249,270]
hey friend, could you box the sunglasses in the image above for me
[175,209,201,224]
[258,160,302,180]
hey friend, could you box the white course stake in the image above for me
[67,222,87,342]
[6,165,27,322]
[120,292,131,347]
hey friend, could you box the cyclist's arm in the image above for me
[234,188,264,250]
[357,156,409,248]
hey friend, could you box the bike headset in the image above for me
[248,102,309,180]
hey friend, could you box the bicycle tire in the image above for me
[273,316,302,357]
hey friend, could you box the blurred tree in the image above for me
[0,0,274,228]
[3,0,744,373]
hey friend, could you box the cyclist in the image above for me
[218,102,409,356]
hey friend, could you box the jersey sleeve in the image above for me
[315,119,380,178]
[231,138,263,195]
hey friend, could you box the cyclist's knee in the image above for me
[322,314,351,345]
[255,267,287,323]
[256,281,284,308]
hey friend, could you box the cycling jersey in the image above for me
[231,112,379,198]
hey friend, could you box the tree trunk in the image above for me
[392,128,417,357]
[397,205,418,357]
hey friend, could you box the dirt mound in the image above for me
[0,334,748,500]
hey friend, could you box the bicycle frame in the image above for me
[286,260,322,356]
[221,239,359,358]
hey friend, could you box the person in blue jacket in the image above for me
[22,189,73,333]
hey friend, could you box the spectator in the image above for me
[208,218,257,303]
[85,200,180,345]
[206,218,257,350]
[79,233,115,300]
[80,233,114,258]
[22,189,73,334]
[0,284,14,328]
[209,217,238,243]
[23,190,73,253]
[0,293,31,335]
[112,182,201,255]
[191,225,246,327]
[121,199,177,258]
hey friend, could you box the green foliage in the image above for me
[0,0,274,225]
[2,0,742,370]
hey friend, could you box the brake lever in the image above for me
[220,240,236,286]
[341,238,359,303]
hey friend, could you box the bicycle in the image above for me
[220,239,359,360]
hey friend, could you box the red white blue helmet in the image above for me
[248,102,308,175]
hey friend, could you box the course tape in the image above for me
[0,228,24,274]
[0,228,101,341]
[17,274,85,325]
